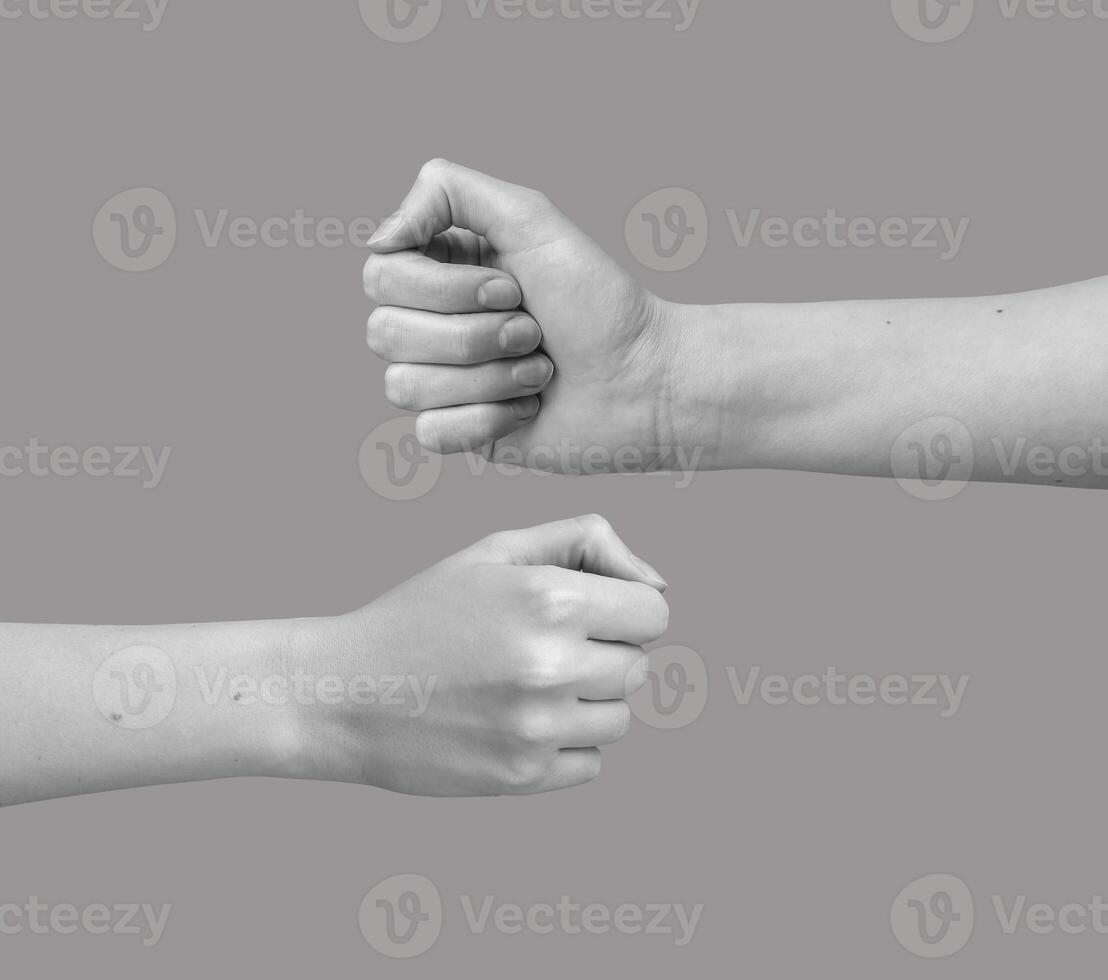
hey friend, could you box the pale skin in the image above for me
[364,159,1108,488]
[10,167,1100,810]
[0,517,668,807]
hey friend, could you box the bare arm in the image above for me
[663,276,1108,487]
[0,619,311,807]
[1,518,667,807]
[365,161,1108,490]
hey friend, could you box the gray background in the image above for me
[2,0,1107,974]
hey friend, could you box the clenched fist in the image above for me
[363,159,678,472]
[304,516,669,797]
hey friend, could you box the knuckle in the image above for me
[430,269,456,308]
[579,513,613,537]
[511,708,557,748]
[527,584,582,629]
[515,188,562,229]
[479,529,515,558]
[517,187,552,214]
[500,758,549,796]
[510,645,568,694]
[420,157,452,181]
[482,529,511,549]
[452,323,479,363]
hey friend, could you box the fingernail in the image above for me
[512,397,540,421]
[499,317,541,354]
[368,211,403,247]
[478,278,522,311]
[513,356,554,388]
[633,555,668,591]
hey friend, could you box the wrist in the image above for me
[162,616,341,784]
[0,617,342,806]
[87,618,330,793]
[260,608,402,787]
[652,298,754,471]
[244,614,357,782]
[655,298,840,472]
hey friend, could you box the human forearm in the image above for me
[364,164,1108,488]
[0,618,317,807]
[661,276,1108,485]
[1,518,667,807]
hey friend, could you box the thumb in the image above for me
[479,515,668,592]
[367,158,551,256]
